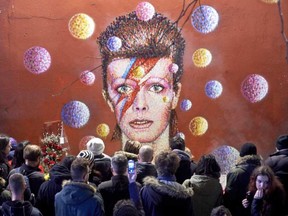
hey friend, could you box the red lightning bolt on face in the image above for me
[116,58,160,121]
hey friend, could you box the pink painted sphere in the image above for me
[80,70,95,86]
[23,46,51,74]
[135,2,155,21]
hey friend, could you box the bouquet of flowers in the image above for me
[41,133,66,173]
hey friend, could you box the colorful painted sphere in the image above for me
[23,46,51,74]
[135,2,155,21]
[205,80,223,99]
[132,66,145,79]
[191,5,219,34]
[261,0,279,3]
[192,48,212,67]
[241,74,269,103]
[68,13,95,39]
[189,116,208,136]
[162,96,170,103]
[169,63,179,74]
[79,135,95,151]
[180,99,192,111]
[96,123,110,138]
[107,36,122,52]
[80,70,95,86]
[211,145,239,174]
[61,101,90,128]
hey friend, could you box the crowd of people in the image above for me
[0,133,288,216]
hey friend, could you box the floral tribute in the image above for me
[40,133,67,173]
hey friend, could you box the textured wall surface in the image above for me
[0,0,288,160]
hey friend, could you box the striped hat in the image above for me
[77,150,94,165]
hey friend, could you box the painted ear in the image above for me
[102,90,114,112]
[172,83,182,109]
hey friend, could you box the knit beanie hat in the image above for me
[239,143,257,157]
[113,200,139,216]
[77,150,94,165]
[276,135,288,150]
[86,137,105,156]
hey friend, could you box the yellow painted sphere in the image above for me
[192,48,212,68]
[69,13,95,39]
[132,66,145,79]
[189,116,208,136]
[96,123,110,138]
[261,0,279,3]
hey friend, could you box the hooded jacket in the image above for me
[136,162,157,185]
[54,181,104,216]
[140,176,194,216]
[36,164,71,216]
[1,200,42,216]
[224,154,262,216]
[183,174,223,216]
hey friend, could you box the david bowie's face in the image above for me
[106,57,178,143]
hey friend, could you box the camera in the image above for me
[128,160,136,174]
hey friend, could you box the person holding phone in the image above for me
[242,165,286,216]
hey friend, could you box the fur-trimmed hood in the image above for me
[59,181,97,205]
[236,154,262,166]
[142,176,193,199]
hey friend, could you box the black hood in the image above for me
[2,201,33,216]
[49,164,71,184]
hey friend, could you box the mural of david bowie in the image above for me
[98,9,186,156]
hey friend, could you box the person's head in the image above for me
[111,153,128,175]
[169,134,185,151]
[77,150,94,167]
[248,165,282,196]
[155,151,180,177]
[61,155,76,170]
[98,10,185,143]
[276,134,288,151]
[23,144,42,167]
[195,154,221,179]
[138,145,154,163]
[9,173,26,197]
[239,142,257,157]
[86,137,105,156]
[210,205,232,216]
[12,140,31,168]
[70,157,90,182]
[113,199,139,216]
[0,135,11,160]
[124,140,141,154]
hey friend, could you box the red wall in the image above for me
[1,0,288,160]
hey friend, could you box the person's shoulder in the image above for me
[98,180,113,189]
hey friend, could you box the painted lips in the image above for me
[129,119,153,129]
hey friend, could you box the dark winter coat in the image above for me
[36,164,71,216]
[98,175,141,216]
[0,162,10,181]
[140,176,194,216]
[9,164,45,197]
[1,200,42,216]
[90,154,112,186]
[265,149,288,201]
[55,181,104,216]
[173,149,197,184]
[183,174,223,216]
[136,162,157,185]
[224,155,262,216]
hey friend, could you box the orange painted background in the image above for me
[0,0,288,160]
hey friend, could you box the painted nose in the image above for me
[133,89,148,111]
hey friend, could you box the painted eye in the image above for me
[149,84,164,93]
[117,85,133,94]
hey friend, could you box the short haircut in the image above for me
[113,199,139,216]
[112,153,128,175]
[155,151,180,177]
[169,135,185,151]
[195,154,221,179]
[124,140,141,154]
[139,145,153,162]
[9,173,25,195]
[23,144,42,162]
[211,205,232,216]
[70,157,89,180]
